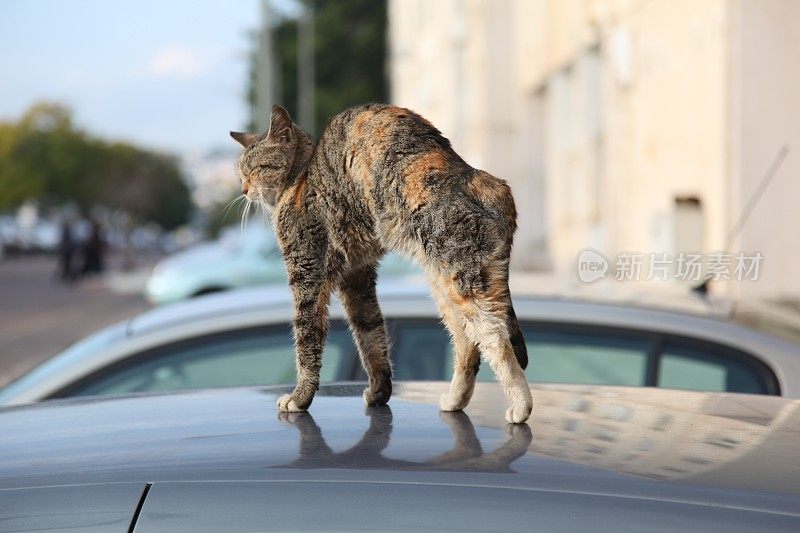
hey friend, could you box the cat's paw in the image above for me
[362,386,391,406]
[505,421,533,441]
[505,401,532,424]
[277,394,305,413]
[277,411,303,424]
[439,392,466,412]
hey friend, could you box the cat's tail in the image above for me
[507,303,528,370]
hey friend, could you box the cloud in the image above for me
[148,44,209,80]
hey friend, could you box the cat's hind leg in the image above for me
[431,279,481,412]
[338,264,393,406]
[444,267,532,424]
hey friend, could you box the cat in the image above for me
[230,104,532,423]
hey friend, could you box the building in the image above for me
[389,0,800,299]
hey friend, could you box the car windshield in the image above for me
[0,322,128,405]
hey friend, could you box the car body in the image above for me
[144,223,417,304]
[144,223,286,304]
[3,280,800,407]
[1,382,799,531]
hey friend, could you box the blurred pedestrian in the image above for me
[57,220,77,283]
[81,218,105,275]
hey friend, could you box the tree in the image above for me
[0,103,80,207]
[98,143,193,230]
[246,0,388,135]
[0,102,192,230]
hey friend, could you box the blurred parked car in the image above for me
[0,215,19,255]
[145,223,418,304]
[145,223,283,304]
[3,281,800,406]
[0,214,60,253]
[1,382,799,531]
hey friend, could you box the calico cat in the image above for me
[231,104,532,423]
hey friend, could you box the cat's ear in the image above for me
[267,105,294,144]
[229,131,257,148]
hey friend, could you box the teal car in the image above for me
[145,223,418,305]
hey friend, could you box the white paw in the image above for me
[362,386,391,406]
[505,402,532,424]
[439,393,465,412]
[277,394,304,413]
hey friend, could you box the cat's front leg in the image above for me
[337,265,393,406]
[277,266,330,413]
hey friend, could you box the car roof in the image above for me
[127,278,432,336]
[128,277,728,338]
[1,382,799,522]
[6,383,800,531]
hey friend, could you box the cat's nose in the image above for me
[242,181,250,194]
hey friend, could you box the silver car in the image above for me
[2,280,800,406]
[2,382,799,531]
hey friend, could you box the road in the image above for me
[0,256,148,388]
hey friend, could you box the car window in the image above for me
[62,324,355,398]
[475,328,651,387]
[390,323,450,380]
[389,319,776,394]
[391,321,651,386]
[657,343,769,394]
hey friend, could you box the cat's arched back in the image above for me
[231,104,531,424]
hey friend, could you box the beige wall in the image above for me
[514,0,730,271]
[390,0,548,269]
[730,0,800,299]
[389,0,800,297]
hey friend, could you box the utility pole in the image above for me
[297,0,315,135]
[255,0,281,133]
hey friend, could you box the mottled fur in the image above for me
[231,104,532,423]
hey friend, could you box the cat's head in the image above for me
[230,105,302,206]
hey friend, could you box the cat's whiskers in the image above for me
[219,194,246,224]
[251,189,275,231]
[240,197,254,234]
[256,199,267,223]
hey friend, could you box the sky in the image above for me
[0,0,265,155]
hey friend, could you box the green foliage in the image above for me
[248,0,387,134]
[0,102,192,229]
[311,0,387,130]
